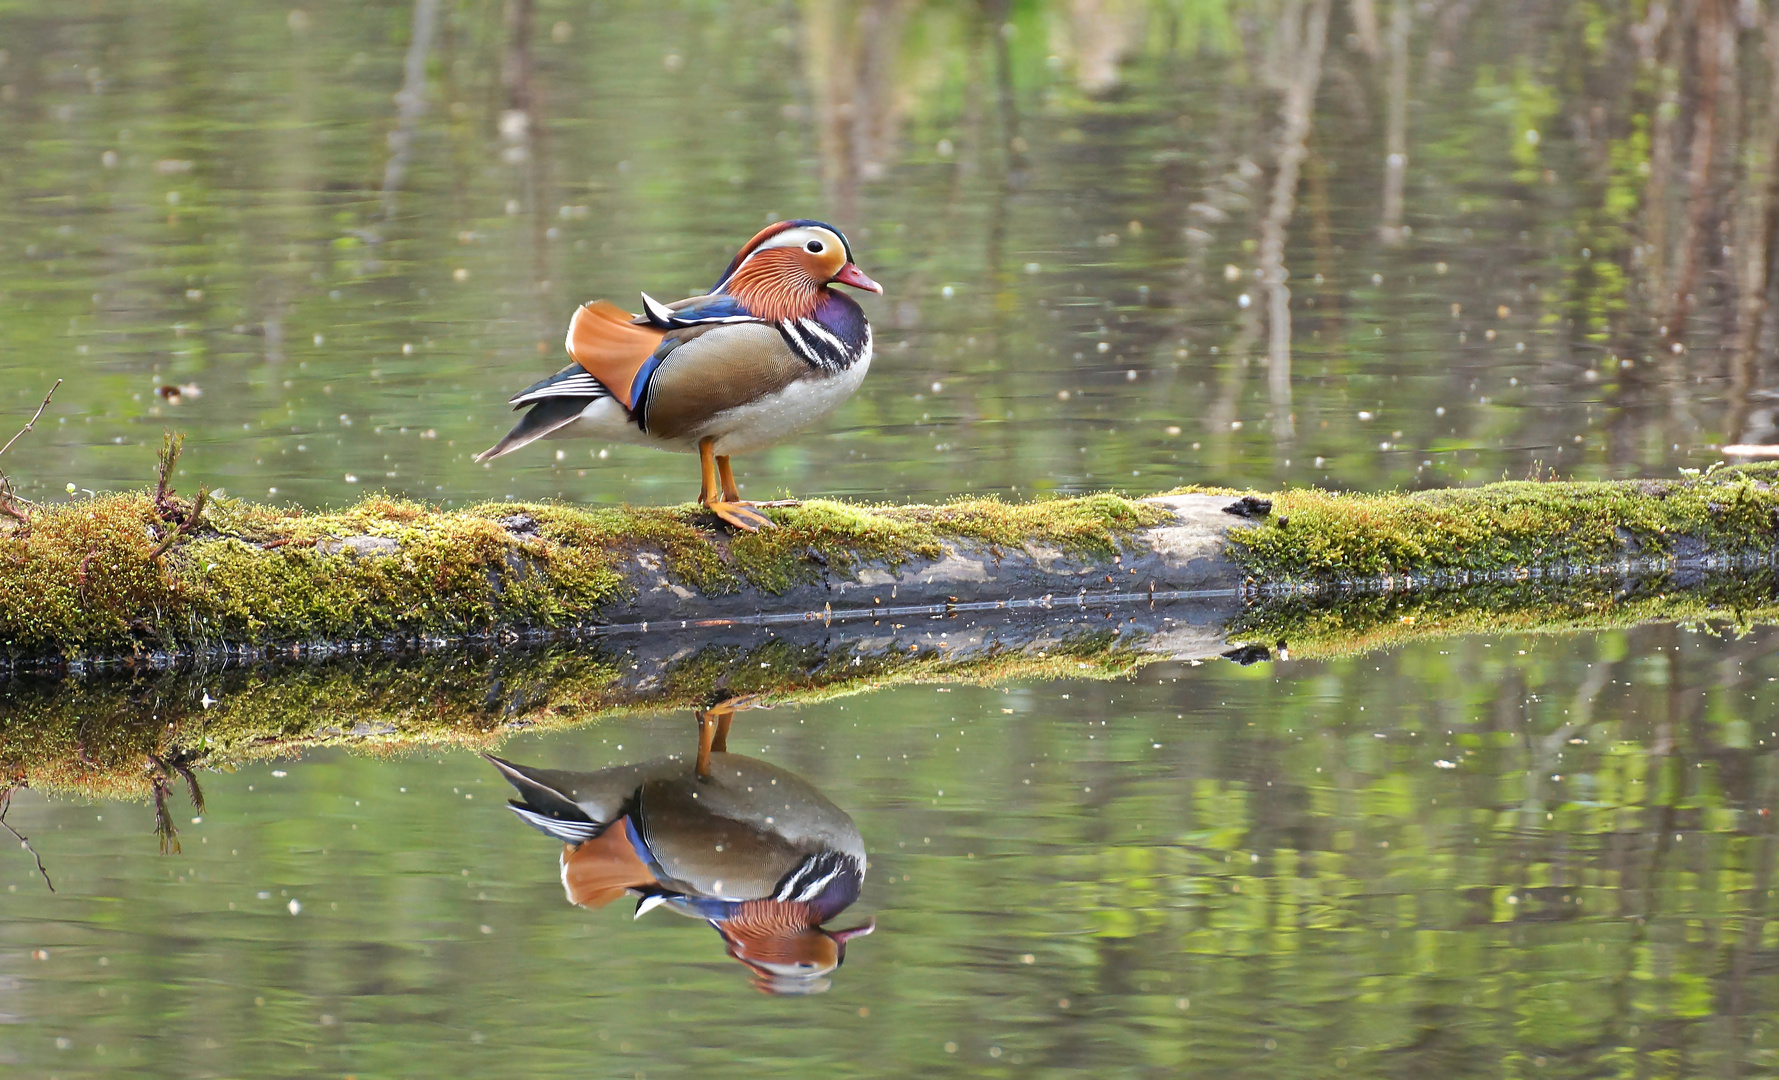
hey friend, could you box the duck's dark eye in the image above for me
[805,240,824,253]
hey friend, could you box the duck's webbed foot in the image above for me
[701,443,777,531]
[704,500,775,532]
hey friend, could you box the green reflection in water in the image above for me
[2,628,1779,1077]
[0,0,1752,518]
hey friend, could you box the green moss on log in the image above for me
[1223,464,1779,581]
[0,491,1167,660]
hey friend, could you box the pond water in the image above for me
[0,0,1759,512]
[7,0,1779,1076]
[5,627,1779,1077]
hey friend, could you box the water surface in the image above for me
[6,626,1779,1077]
[6,3,1779,1076]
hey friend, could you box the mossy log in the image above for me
[8,461,1779,800]
[5,465,1779,669]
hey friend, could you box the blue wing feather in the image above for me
[642,293,760,327]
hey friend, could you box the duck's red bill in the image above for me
[833,263,883,294]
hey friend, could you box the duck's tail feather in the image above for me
[483,753,606,844]
[473,396,591,462]
[508,363,613,408]
[510,803,602,845]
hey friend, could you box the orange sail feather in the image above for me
[565,301,666,410]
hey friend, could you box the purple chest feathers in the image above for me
[775,290,871,373]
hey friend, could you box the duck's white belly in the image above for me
[544,343,871,456]
[548,395,659,447]
[697,347,872,456]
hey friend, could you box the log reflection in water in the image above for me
[486,701,874,995]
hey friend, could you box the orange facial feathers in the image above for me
[560,815,659,910]
[718,899,840,968]
[565,301,666,410]
[723,248,830,323]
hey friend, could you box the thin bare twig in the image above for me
[0,379,62,529]
[0,788,56,892]
[0,379,61,460]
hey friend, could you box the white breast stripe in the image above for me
[798,318,846,353]
[779,321,821,365]
[775,857,822,901]
[794,867,842,903]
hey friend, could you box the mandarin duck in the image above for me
[475,220,882,531]
[484,705,874,994]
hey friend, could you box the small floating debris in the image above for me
[1222,496,1272,519]
[155,384,201,404]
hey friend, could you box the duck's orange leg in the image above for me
[699,438,773,531]
[716,454,800,511]
[692,695,761,777]
[717,455,741,504]
[695,707,720,778]
[695,703,741,778]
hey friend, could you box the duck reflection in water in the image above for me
[485,699,874,994]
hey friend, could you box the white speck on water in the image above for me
[1237,293,1251,308]
[940,285,955,298]
[288,899,301,915]
[271,770,287,778]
